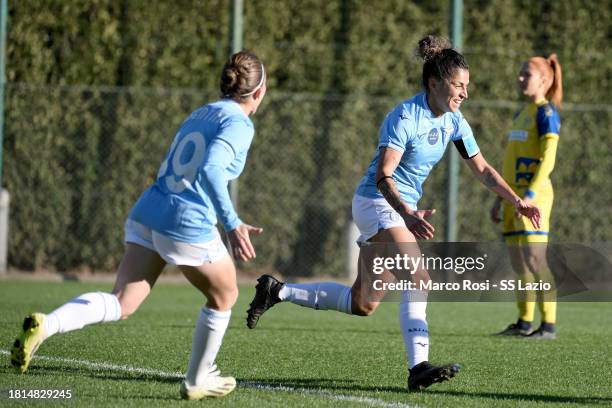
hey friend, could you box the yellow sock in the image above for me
[517,273,536,322]
[539,301,557,324]
[535,267,557,324]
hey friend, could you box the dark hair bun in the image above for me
[223,67,239,90]
[219,51,264,99]
[418,35,452,62]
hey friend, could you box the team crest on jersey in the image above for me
[427,128,439,145]
[441,126,453,145]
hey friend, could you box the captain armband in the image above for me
[453,137,480,160]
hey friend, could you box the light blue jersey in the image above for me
[129,99,254,243]
[356,92,479,206]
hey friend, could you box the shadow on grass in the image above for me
[426,389,612,405]
[244,377,612,405]
[243,377,405,394]
[245,326,401,336]
[18,365,612,405]
[25,365,182,384]
[101,321,402,334]
[241,377,357,387]
[0,366,180,401]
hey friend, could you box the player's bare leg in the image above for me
[179,253,238,400]
[11,244,165,373]
[112,243,167,318]
[246,225,412,328]
[247,224,459,391]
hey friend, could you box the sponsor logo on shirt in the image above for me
[508,130,528,141]
[515,156,540,184]
[427,128,439,145]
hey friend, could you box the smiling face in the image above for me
[427,69,470,116]
[427,68,469,116]
[517,61,546,101]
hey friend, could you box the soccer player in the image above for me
[11,51,266,400]
[247,36,541,391]
[491,54,562,339]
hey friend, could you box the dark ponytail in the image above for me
[417,35,468,91]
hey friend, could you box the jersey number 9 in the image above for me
[157,131,207,194]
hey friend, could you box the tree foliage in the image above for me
[4,0,610,273]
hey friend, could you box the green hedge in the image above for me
[4,0,611,274]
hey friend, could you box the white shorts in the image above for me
[124,219,229,266]
[351,194,415,244]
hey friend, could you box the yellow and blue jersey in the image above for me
[502,99,560,242]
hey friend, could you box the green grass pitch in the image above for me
[1,280,611,407]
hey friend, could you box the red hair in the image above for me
[529,54,563,108]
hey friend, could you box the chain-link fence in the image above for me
[4,81,611,276]
[3,0,609,276]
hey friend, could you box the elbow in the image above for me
[470,164,485,179]
[477,158,495,178]
[469,162,487,179]
[376,164,393,180]
[466,153,487,176]
[202,164,226,185]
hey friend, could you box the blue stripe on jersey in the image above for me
[536,104,560,136]
[502,230,549,237]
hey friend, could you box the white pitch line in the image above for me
[238,381,417,408]
[1,349,418,408]
[2,349,182,380]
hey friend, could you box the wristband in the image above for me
[376,175,393,187]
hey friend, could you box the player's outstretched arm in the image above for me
[375,147,436,240]
[464,153,541,229]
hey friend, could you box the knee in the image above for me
[525,254,546,272]
[511,261,530,276]
[226,287,239,308]
[208,287,239,311]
